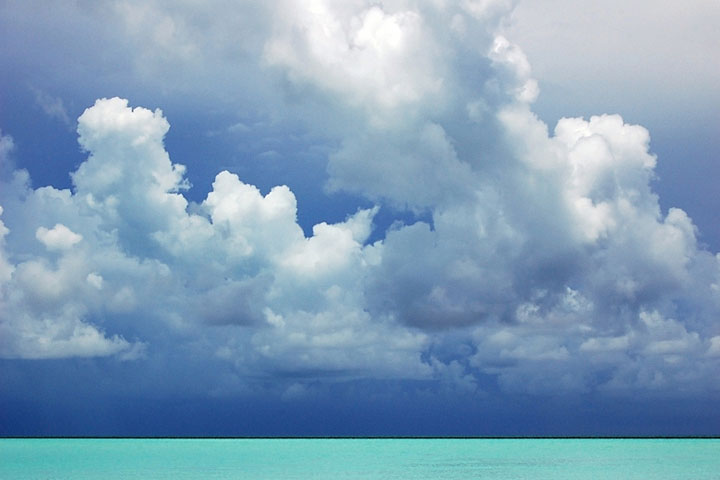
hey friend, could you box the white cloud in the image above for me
[707,336,720,357]
[86,272,103,290]
[0,1,719,400]
[0,306,133,360]
[36,224,83,251]
[0,99,430,380]
[0,206,14,284]
[579,335,630,353]
[202,170,302,261]
[264,1,445,122]
[280,213,369,277]
[489,35,538,103]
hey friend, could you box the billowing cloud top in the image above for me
[1,0,719,408]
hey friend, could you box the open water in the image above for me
[1,438,719,479]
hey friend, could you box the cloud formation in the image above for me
[1,0,718,401]
[0,98,426,383]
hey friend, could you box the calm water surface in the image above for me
[1,438,719,479]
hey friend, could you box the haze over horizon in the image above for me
[1,0,719,435]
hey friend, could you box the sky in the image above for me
[1,0,719,436]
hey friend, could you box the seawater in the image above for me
[1,438,719,479]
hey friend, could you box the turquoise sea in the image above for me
[1,438,719,479]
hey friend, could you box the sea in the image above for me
[1,438,719,479]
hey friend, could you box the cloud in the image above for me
[31,87,72,128]
[0,1,719,401]
[36,224,83,251]
[0,206,15,284]
[0,306,134,360]
[264,1,444,120]
[266,1,720,395]
[0,99,428,380]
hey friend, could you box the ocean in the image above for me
[1,438,718,479]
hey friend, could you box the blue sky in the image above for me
[1,0,719,436]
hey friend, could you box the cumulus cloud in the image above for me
[264,1,444,120]
[1,0,719,400]
[261,0,720,395]
[0,100,426,379]
[36,224,83,251]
